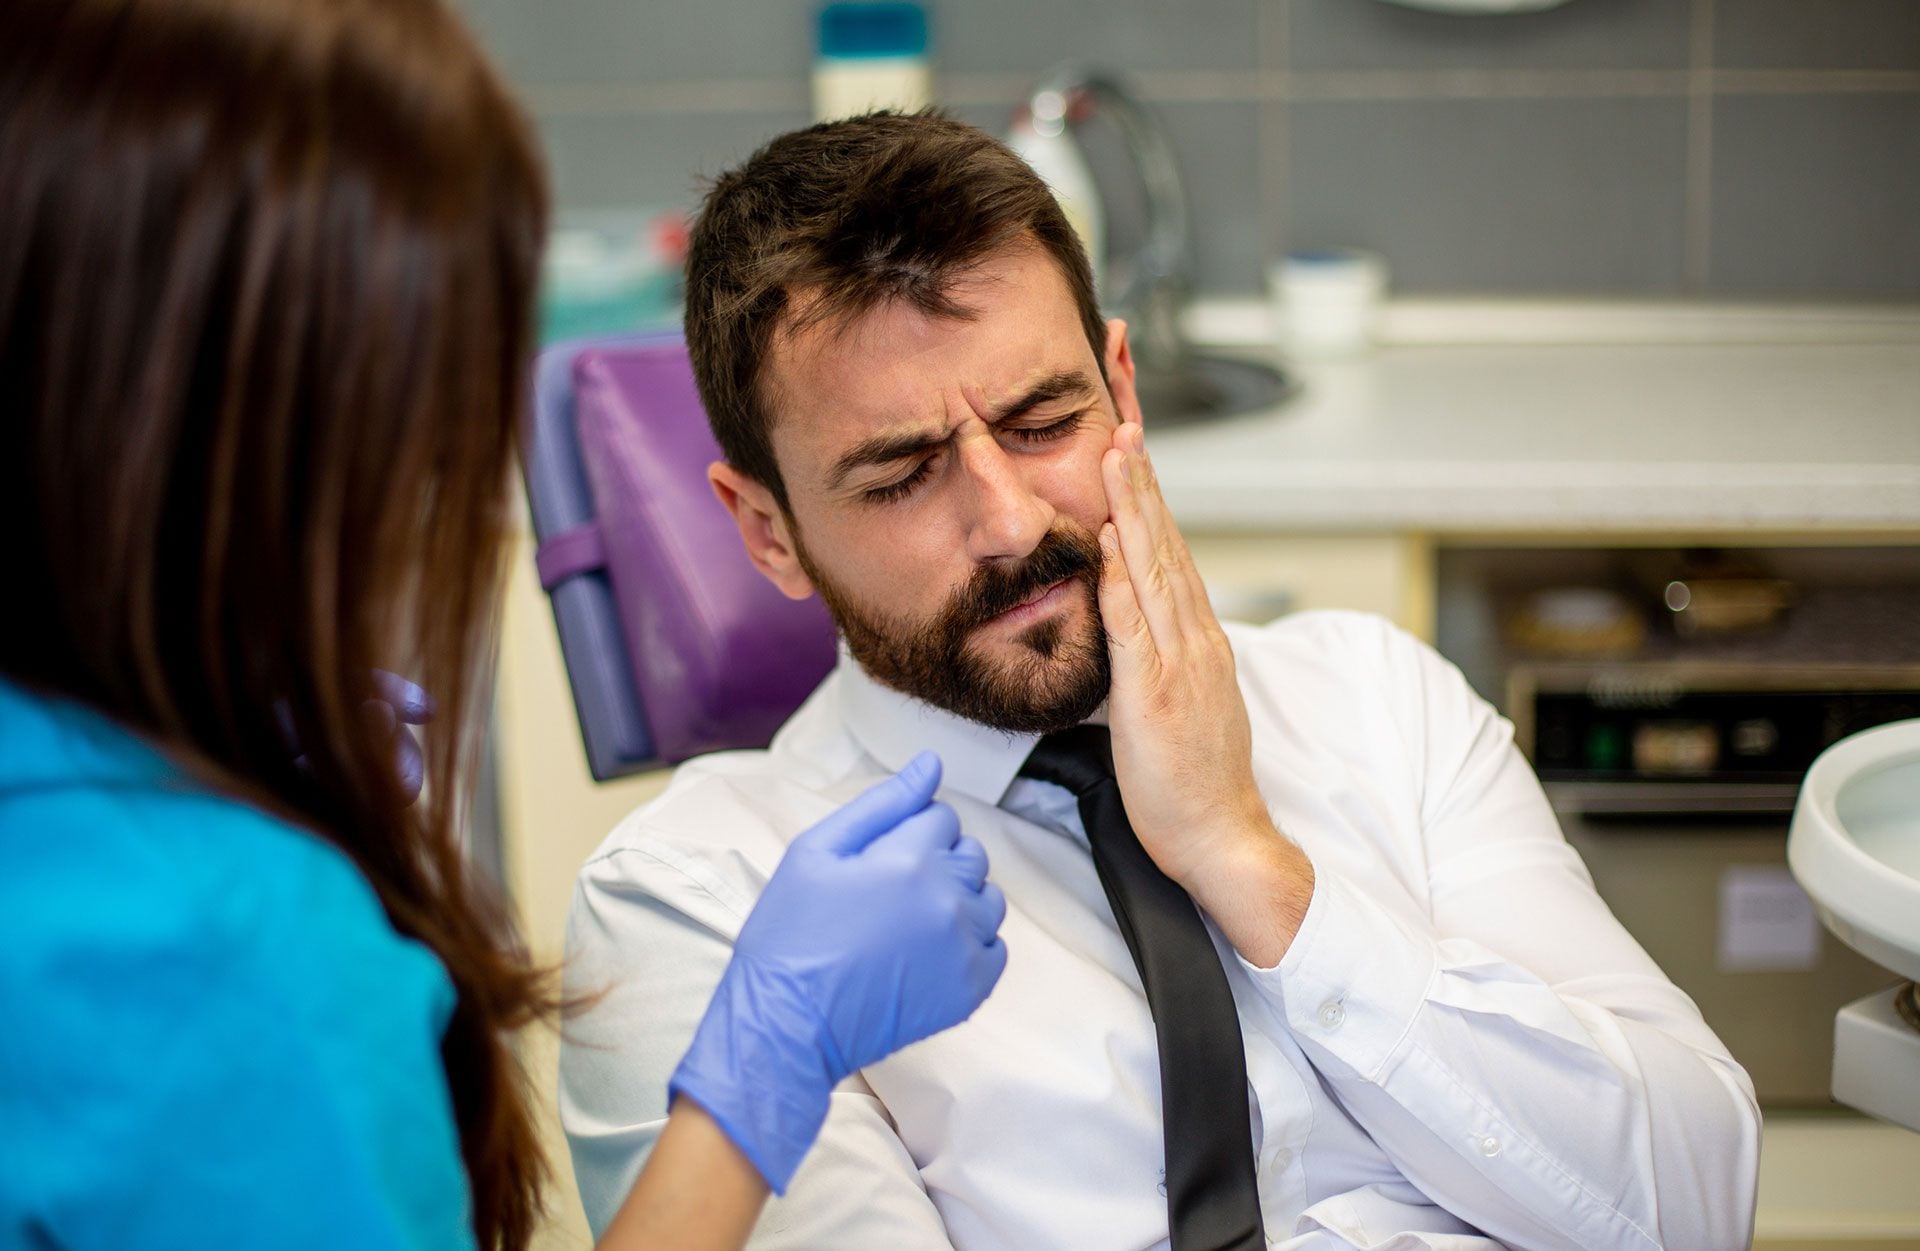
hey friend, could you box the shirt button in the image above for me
[1317,1000,1346,1030]
[1270,1147,1295,1172]
[1477,1134,1501,1157]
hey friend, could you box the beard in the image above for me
[796,522,1112,735]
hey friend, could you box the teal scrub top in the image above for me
[0,679,478,1250]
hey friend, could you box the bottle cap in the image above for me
[818,2,928,59]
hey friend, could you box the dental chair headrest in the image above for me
[526,335,836,776]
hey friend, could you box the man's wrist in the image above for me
[1178,816,1315,969]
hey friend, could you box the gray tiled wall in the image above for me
[460,0,1920,298]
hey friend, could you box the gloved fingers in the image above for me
[882,801,961,859]
[971,936,1010,1001]
[373,670,436,724]
[799,751,943,856]
[946,835,989,891]
[394,727,425,804]
[361,699,426,805]
[962,880,1008,944]
[360,698,399,738]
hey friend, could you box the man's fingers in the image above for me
[1097,521,1152,660]
[1119,425,1204,630]
[1119,424,1174,557]
[1103,446,1182,654]
[803,750,943,855]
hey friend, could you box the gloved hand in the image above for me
[669,751,1008,1193]
[276,671,434,804]
[365,670,434,803]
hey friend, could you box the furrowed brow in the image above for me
[826,427,953,491]
[822,370,1098,492]
[989,370,1099,423]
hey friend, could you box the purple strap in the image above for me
[536,522,608,591]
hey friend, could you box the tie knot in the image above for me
[1018,723,1115,797]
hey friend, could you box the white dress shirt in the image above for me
[559,611,1761,1250]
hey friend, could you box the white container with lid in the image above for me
[813,3,931,123]
[1270,248,1389,359]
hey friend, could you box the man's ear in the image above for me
[708,462,817,602]
[1102,316,1144,428]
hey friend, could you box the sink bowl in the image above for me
[1790,718,1920,1131]
[1790,718,1920,981]
[1132,353,1297,429]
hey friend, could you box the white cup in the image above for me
[1270,249,1388,359]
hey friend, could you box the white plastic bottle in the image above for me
[1006,97,1106,298]
[813,3,931,123]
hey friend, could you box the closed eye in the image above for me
[863,458,936,504]
[861,413,1085,504]
[1009,412,1085,444]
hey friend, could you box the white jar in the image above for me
[1271,249,1388,360]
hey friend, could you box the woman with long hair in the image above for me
[0,1,1006,1248]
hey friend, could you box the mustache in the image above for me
[943,525,1104,631]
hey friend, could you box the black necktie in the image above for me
[1020,724,1266,1251]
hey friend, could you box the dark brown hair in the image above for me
[0,0,552,1246]
[684,109,1105,512]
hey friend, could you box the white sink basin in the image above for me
[1789,718,1920,1133]
[1790,718,1920,981]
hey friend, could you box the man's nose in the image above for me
[956,435,1055,564]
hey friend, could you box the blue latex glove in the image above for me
[364,670,434,803]
[669,751,1008,1192]
[276,671,434,804]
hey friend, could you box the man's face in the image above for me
[733,243,1140,734]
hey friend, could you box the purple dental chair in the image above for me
[522,333,837,780]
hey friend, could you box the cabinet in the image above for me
[1187,532,1434,638]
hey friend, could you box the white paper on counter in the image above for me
[1717,864,1822,972]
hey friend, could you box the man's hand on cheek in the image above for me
[1097,421,1314,967]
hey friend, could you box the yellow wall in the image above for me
[495,530,665,1249]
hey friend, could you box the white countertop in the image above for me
[1154,300,1920,535]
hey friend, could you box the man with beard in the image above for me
[559,112,1760,1251]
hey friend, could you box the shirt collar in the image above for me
[835,643,1040,807]
[833,642,1109,807]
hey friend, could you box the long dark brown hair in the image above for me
[0,0,554,1245]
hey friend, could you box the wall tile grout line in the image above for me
[1258,0,1292,267]
[522,79,806,116]
[949,69,1271,105]
[1684,0,1717,291]
[1284,68,1688,101]
[519,69,1920,120]
[1714,69,1920,94]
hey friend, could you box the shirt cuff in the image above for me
[1237,866,1440,1083]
